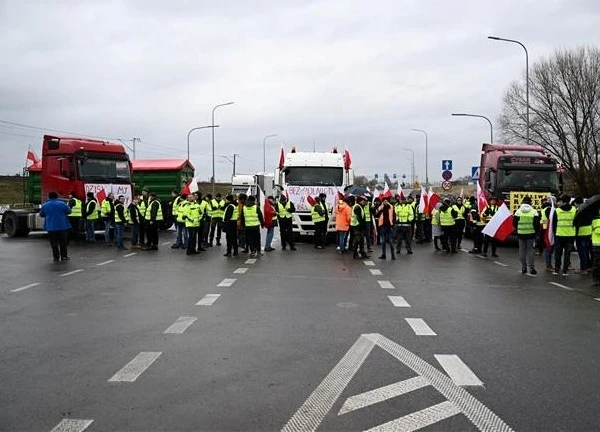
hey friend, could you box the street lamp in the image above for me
[187,125,219,162]
[212,102,235,193]
[262,134,277,173]
[451,113,494,143]
[411,129,428,186]
[402,148,415,185]
[488,36,529,144]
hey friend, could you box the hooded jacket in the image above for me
[512,204,540,239]
[335,201,352,231]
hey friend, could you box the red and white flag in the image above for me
[418,185,429,214]
[427,187,440,216]
[278,146,285,170]
[482,203,514,241]
[459,187,464,199]
[306,195,316,206]
[343,148,352,170]
[544,202,555,248]
[476,183,487,214]
[26,148,39,166]
[396,183,405,200]
[181,176,199,195]
[380,181,393,200]
[96,188,107,204]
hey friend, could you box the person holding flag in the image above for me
[481,197,499,258]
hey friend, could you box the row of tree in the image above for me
[500,46,600,196]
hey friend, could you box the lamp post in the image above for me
[488,36,529,144]
[212,102,235,193]
[411,129,428,186]
[451,113,494,143]
[402,148,415,185]
[262,134,278,173]
[221,154,239,178]
[187,125,219,162]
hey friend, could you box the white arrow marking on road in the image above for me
[388,296,410,307]
[245,258,257,264]
[60,269,84,277]
[281,335,377,432]
[366,401,461,432]
[217,278,237,287]
[378,280,395,289]
[550,282,574,291]
[434,355,483,386]
[11,282,41,293]
[163,316,197,334]
[124,252,137,257]
[369,269,383,276]
[338,376,429,415]
[234,267,249,274]
[108,351,162,382]
[363,260,375,266]
[405,318,437,336]
[196,294,221,305]
[50,419,94,432]
[96,260,114,266]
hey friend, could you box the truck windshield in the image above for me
[284,167,343,186]
[498,168,558,192]
[78,158,131,182]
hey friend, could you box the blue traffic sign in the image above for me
[471,166,480,181]
[442,170,453,181]
[374,173,379,179]
[393,173,397,179]
[442,160,453,171]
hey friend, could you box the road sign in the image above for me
[402,174,406,179]
[442,181,452,191]
[393,173,397,179]
[471,166,479,181]
[374,174,379,179]
[282,333,512,432]
[442,160,453,171]
[441,170,453,181]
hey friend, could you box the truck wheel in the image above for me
[3,212,29,238]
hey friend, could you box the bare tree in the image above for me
[499,46,600,196]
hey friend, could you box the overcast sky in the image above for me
[1,0,599,183]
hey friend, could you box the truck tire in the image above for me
[2,212,30,238]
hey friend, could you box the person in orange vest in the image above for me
[376,197,396,260]
[335,196,352,253]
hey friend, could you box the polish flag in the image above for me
[26,148,39,165]
[418,185,429,214]
[181,176,199,195]
[96,188,107,204]
[246,186,253,197]
[396,183,405,200]
[306,195,316,206]
[371,188,380,204]
[482,203,514,241]
[343,148,352,170]
[380,181,393,200]
[459,187,464,199]
[476,183,488,214]
[427,187,440,216]
[278,146,285,170]
[544,203,555,248]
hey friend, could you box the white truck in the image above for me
[231,173,274,198]
[275,149,354,236]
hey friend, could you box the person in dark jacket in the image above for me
[277,195,296,251]
[438,198,458,253]
[352,195,368,259]
[128,197,142,248]
[39,191,71,262]
[143,192,162,251]
[513,196,541,274]
[83,191,98,243]
[114,195,128,251]
[223,194,239,257]
[376,197,396,260]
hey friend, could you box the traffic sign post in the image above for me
[471,166,479,181]
[441,170,453,181]
[441,181,452,191]
[442,160,453,171]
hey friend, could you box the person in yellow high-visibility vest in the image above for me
[512,196,540,275]
[209,193,226,246]
[67,191,83,241]
[552,195,576,275]
[591,209,600,286]
[573,196,592,273]
[142,192,163,251]
[241,195,264,258]
[311,196,327,249]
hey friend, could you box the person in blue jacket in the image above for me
[39,191,72,261]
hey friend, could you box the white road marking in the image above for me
[460,249,468,253]
[196,294,221,305]
[434,354,483,386]
[281,335,377,432]
[50,419,94,432]
[11,282,41,293]
[594,298,600,302]
[494,261,508,267]
[338,376,429,415]
[366,401,460,432]
[405,318,437,336]
[363,260,375,266]
[388,296,410,307]
[96,260,114,266]
[550,282,574,291]
[234,267,248,274]
[108,351,162,382]
[476,254,486,259]
[162,241,171,246]
[245,258,257,264]
[60,269,84,277]
[525,272,537,277]
[124,252,137,257]
[369,269,383,276]
[217,278,236,287]
[378,280,395,289]
[163,316,197,334]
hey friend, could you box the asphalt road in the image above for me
[1,231,600,432]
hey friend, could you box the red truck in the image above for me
[1,135,133,237]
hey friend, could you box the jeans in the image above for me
[554,237,574,272]
[265,227,274,249]
[380,226,395,258]
[103,219,112,244]
[48,230,69,260]
[544,245,554,267]
[175,222,188,247]
[518,237,535,270]
[85,220,96,242]
[365,222,372,249]
[130,224,139,246]
[115,223,124,248]
[576,236,592,270]
[337,230,348,252]
[186,227,198,253]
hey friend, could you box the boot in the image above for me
[378,255,386,260]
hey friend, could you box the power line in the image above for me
[0,119,116,140]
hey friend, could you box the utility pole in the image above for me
[233,153,237,176]
[132,137,140,160]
